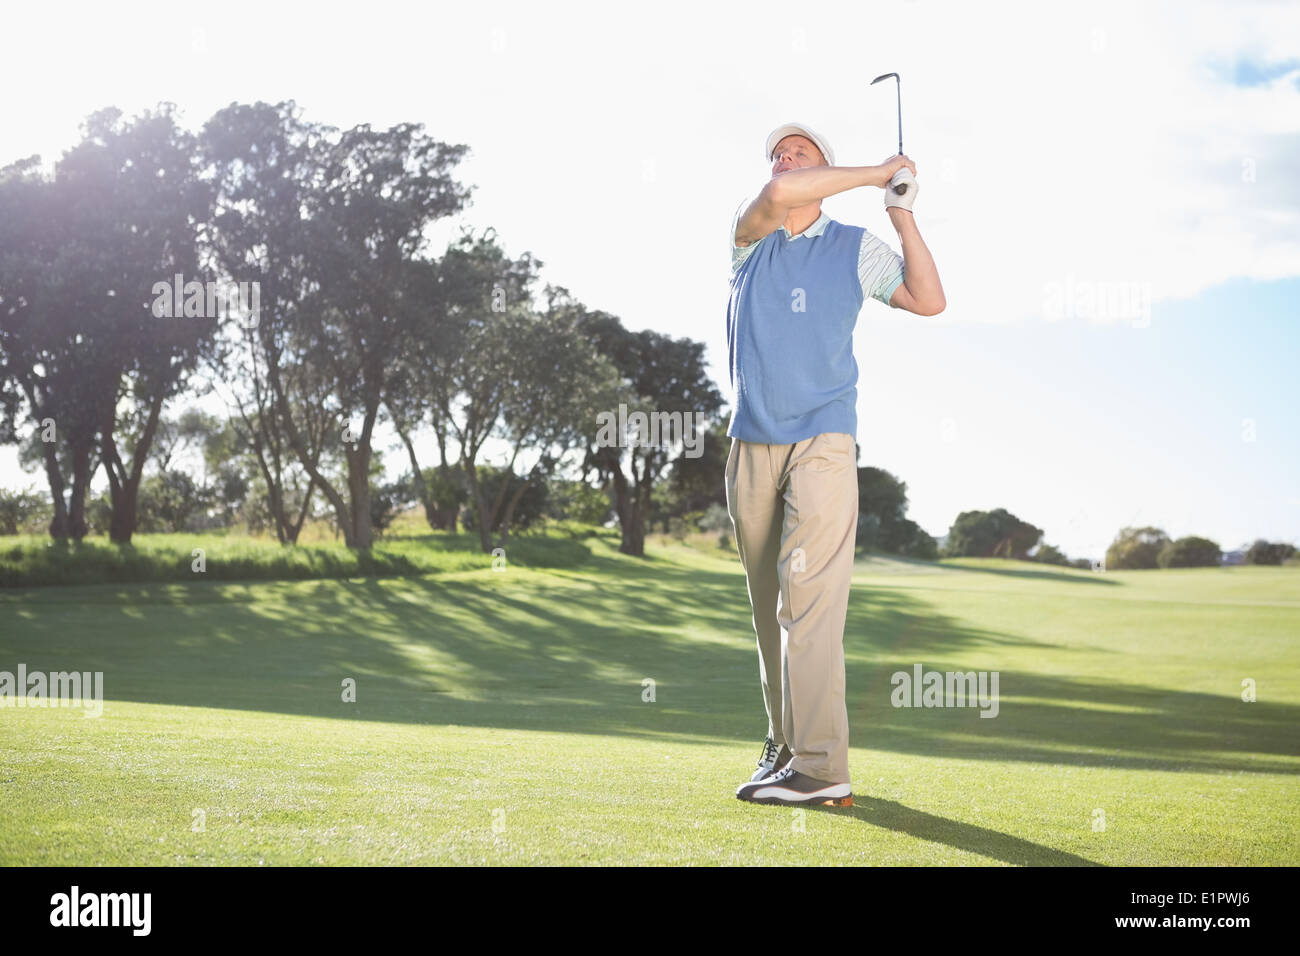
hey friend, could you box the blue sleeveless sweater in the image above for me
[726,219,865,444]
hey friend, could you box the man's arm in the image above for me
[886,207,946,316]
[735,156,916,246]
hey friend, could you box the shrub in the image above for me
[699,502,730,533]
[547,479,612,527]
[1032,543,1070,566]
[0,486,50,535]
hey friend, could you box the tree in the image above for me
[894,518,939,560]
[856,512,881,552]
[446,303,621,554]
[388,228,562,549]
[0,155,112,539]
[944,507,1043,559]
[664,426,729,516]
[1158,535,1222,568]
[857,467,913,553]
[212,323,331,544]
[3,103,219,544]
[134,409,251,531]
[1244,539,1298,565]
[563,289,726,557]
[1105,526,1170,570]
[53,105,217,544]
[203,102,472,549]
[201,101,333,545]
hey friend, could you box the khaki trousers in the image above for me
[724,431,857,785]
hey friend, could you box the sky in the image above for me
[1,0,1297,560]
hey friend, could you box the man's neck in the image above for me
[782,203,821,237]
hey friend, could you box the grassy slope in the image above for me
[0,515,598,587]
[1,531,1297,865]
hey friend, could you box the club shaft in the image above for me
[895,79,903,154]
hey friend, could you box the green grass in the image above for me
[0,519,600,588]
[1,531,1297,865]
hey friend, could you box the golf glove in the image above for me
[884,167,918,212]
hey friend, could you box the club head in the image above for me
[870,72,899,86]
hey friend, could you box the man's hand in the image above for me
[883,166,918,212]
[878,153,916,185]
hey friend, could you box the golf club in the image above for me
[870,71,911,196]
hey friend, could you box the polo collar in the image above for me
[780,210,830,240]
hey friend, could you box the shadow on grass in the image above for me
[5,555,1295,777]
[857,551,1120,587]
[807,797,1102,866]
[939,563,1121,587]
[4,543,1297,863]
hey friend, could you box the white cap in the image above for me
[765,122,835,167]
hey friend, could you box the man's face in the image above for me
[771,134,824,177]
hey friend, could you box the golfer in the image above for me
[728,121,945,806]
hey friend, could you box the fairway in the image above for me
[2,533,1297,866]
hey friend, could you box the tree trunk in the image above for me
[346,445,373,551]
[67,439,93,540]
[398,428,438,530]
[267,365,358,549]
[101,391,165,546]
[620,508,646,555]
[463,462,494,554]
[495,477,533,551]
[107,477,140,544]
[611,467,646,557]
[40,439,70,540]
[434,428,458,533]
[287,476,315,544]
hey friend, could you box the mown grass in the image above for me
[0,517,606,588]
[1,533,1297,866]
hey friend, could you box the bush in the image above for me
[1032,543,1070,566]
[0,486,51,535]
[1157,535,1222,568]
[462,465,549,534]
[370,477,415,536]
[86,492,113,536]
[547,479,612,527]
[416,464,470,531]
[136,471,208,533]
[680,510,707,533]
[699,502,730,533]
